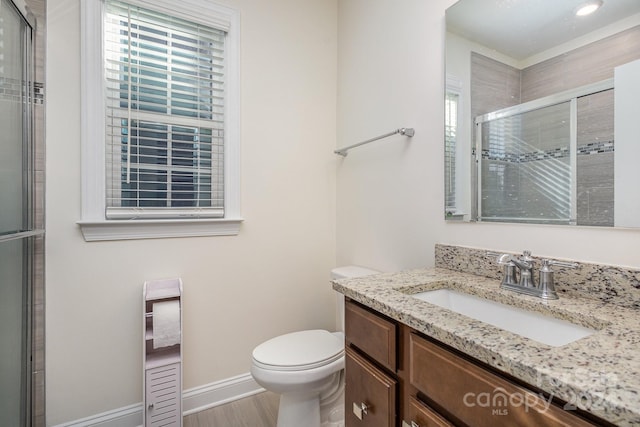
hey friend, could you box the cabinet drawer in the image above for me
[409,334,595,427]
[408,396,453,427]
[346,347,396,427]
[345,300,397,371]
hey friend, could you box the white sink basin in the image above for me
[412,289,596,347]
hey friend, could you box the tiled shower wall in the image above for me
[520,27,640,101]
[470,53,520,124]
[471,26,640,226]
[576,90,614,226]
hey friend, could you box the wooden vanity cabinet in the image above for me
[407,396,454,427]
[345,299,399,427]
[346,347,397,427]
[408,333,599,427]
[345,300,397,371]
[343,298,607,427]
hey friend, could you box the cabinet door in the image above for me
[345,300,397,371]
[346,347,396,427]
[409,334,595,427]
[145,363,182,427]
[407,396,454,427]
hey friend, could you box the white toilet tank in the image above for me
[331,265,379,332]
[331,265,380,281]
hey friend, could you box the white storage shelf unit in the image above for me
[143,278,183,427]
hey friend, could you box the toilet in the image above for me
[250,266,379,427]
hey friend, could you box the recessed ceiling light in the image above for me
[576,0,603,17]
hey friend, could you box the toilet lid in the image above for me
[252,330,344,371]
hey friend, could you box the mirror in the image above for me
[445,0,640,227]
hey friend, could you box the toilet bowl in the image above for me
[250,266,379,427]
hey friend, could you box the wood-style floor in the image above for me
[183,391,279,427]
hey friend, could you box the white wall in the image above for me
[46,0,337,423]
[336,0,443,272]
[337,0,640,276]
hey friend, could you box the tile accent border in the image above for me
[481,140,614,164]
[481,146,570,163]
[435,244,640,308]
[577,140,614,155]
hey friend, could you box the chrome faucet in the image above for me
[488,250,578,300]
[509,250,535,288]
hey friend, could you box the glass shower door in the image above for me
[0,0,39,425]
[477,101,573,223]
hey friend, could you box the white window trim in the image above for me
[78,0,242,241]
[445,74,465,217]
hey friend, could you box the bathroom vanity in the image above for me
[345,299,602,427]
[335,245,640,427]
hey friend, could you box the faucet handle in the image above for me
[486,251,514,265]
[546,259,578,269]
[538,259,557,299]
[497,253,514,265]
[521,250,534,262]
[538,259,578,300]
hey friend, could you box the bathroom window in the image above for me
[79,0,241,241]
[104,1,225,219]
[445,90,459,213]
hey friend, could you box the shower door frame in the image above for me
[0,0,43,425]
[472,78,614,223]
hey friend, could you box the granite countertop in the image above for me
[332,267,640,426]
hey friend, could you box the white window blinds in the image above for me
[104,0,226,219]
[445,91,459,212]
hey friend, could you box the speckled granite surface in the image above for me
[332,267,640,426]
[435,244,640,308]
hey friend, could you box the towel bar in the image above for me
[335,128,415,157]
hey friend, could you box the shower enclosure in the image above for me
[474,79,614,225]
[0,0,43,425]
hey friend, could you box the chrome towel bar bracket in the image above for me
[334,127,415,157]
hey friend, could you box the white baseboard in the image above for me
[53,373,264,427]
[52,404,143,427]
[182,373,265,415]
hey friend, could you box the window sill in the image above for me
[77,218,243,242]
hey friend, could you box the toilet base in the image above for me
[276,390,345,427]
[320,370,345,427]
[274,371,344,427]
[277,391,320,427]
[321,389,344,427]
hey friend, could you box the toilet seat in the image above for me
[252,329,344,371]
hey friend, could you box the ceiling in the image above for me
[446,0,640,60]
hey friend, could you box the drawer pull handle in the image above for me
[352,402,369,420]
[402,422,420,427]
